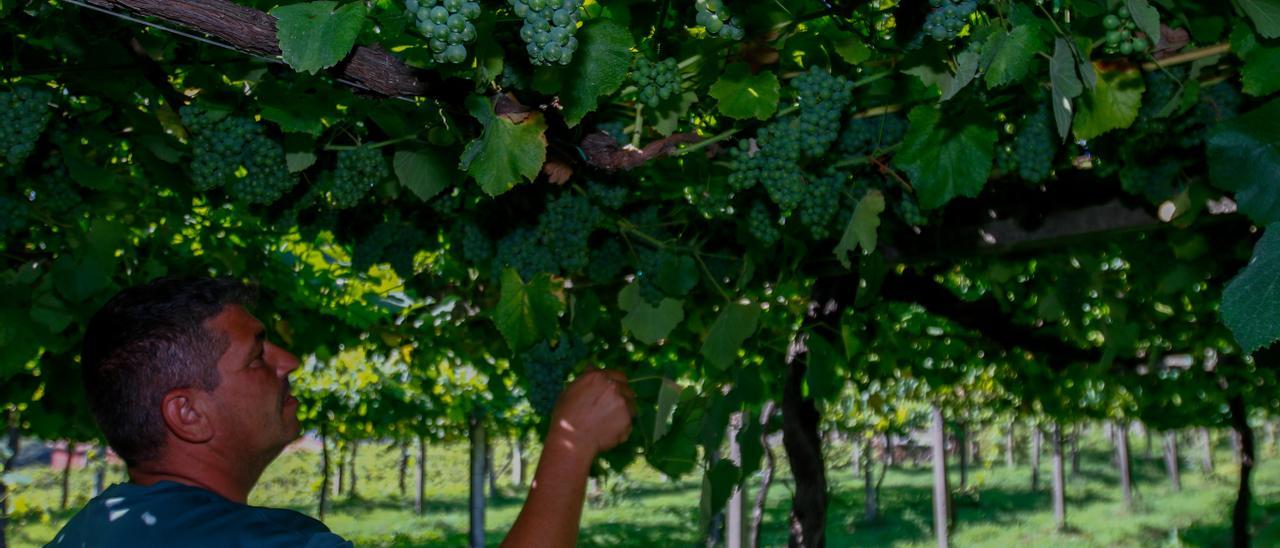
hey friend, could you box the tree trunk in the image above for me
[930,405,950,548]
[1143,424,1153,460]
[1164,431,1181,492]
[1116,421,1134,510]
[884,432,895,467]
[92,444,107,498]
[1030,427,1041,492]
[850,436,861,478]
[1070,425,1081,478]
[319,429,330,520]
[348,441,359,498]
[1,418,21,548]
[1005,421,1015,469]
[781,338,828,548]
[334,440,345,497]
[469,415,487,548]
[511,435,525,488]
[1232,430,1243,464]
[415,435,427,515]
[1229,395,1253,548]
[1199,428,1214,474]
[957,424,968,490]
[398,441,409,497]
[749,401,777,548]
[863,436,878,523]
[60,442,73,510]
[486,441,498,500]
[726,411,748,548]
[1051,424,1066,531]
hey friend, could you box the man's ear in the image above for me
[161,389,214,444]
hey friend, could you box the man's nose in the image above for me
[265,342,301,376]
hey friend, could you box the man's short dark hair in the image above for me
[81,277,257,466]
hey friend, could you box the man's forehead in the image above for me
[205,304,264,338]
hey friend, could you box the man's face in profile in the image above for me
[203,304,302,458]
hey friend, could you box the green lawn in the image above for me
[6,434,1278,547]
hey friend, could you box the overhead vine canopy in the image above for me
[3,0,1280,544]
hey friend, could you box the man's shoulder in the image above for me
[48,481,351,547]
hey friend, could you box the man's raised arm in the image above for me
[502,369,636,548]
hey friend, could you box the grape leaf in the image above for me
[700,459,740,526]
[1072,66,1145,140]
[892,107,995,210]
[458,95,548,196]
[983,25,1046,89]
[940,50,980,102]
[652,377,681,441]
[1238,0,1280,39]
[558,20,634,127]
[700,302,761,370]
[1231,25,1280,97]
[708,63,780,121]
[1049,38,1083,139]
[393,149,453,202]
[284,134,316,173]
[834,190,885,268]
[618,283,684,344]
[271,1,366,75]
[494,269,563,352]
[1222,224,1280,353]
[1125,0,1161,46]
[1207,98,1280,225]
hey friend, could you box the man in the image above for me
[50,277,636,547]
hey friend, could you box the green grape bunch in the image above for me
[522,337,588,416]
[494,227,557,280]
[747,201,781,245]
[510,0,583,66]
[457,221,494,265]
[329,146,389,209]
[921,0,978,42]
[1,86,54,168]
[537,193,602,273]
[1013,106,1055,183]
[631,57,681,107]
[406,0,481,64]
[839,114,907,157]
[30,153,82,216]
[793,67,856,158]
[181,106,297,204]
[588,238,627,283]
[1102,5,1151,56]
[694,0,745,40]
[799,169,846,239]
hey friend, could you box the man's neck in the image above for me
[128,447,270,504]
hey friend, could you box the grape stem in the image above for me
[324,134,419,151]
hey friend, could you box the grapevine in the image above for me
[1012,106,1055,184]
[510,0,583,66]
[0,195,28,234]
[921,0,978,42]
[1102,5,1151,56]
[631,57,681,108]
[838,114,907,157]
[538,193,602,273]
[331,146,389,209]
[747,201,780,245]
[521,336,587,416]
[182,106,297,203]
[30,154,81,216]
[587,181,628,210]
[0,85,53,168]
[406,0,481,64]
[588,238,627,283]
[457,221,494,264]
[494,227,557,280]
[793,67,855,158]
[693,0,745,40]
[799,169,845,239]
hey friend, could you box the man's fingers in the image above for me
[601,369,629,385]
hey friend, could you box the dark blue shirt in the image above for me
[48,481,351,547]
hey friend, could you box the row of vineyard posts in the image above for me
[6,0,1280,547]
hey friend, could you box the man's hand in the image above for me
[548,369,637,458]
[501,369,637,548]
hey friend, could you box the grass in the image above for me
[6,432,1279,547]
